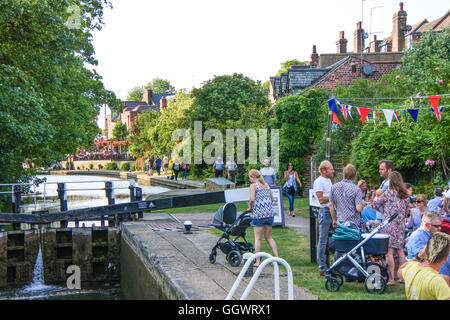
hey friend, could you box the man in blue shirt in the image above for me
[427,187,443,214]
[406,211,443,260]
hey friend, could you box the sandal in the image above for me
[387,282,396,286]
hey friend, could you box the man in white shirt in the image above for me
[313,160,335,276]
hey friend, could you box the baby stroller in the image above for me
[325,212,399,294]
[209,202,254,267]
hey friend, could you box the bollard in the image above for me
[309,206,319,263]
[242,252,254,277]
[12,185,22,230]
[105,181,115,226]
[57,183,68,228]
[135,187,143,219]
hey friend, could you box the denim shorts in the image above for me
[252,217,274,227]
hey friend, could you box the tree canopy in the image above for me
[0,0,118,184]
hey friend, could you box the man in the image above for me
[378,160,394,191]
[155,156,162,176]
[405,211,443,260]
[330,164,364,228]
[163,154,169,174]
[427,187,443,214]
[313,160,335,276]
[260,158,277,188]
[213,156,224,177]
[225,157,238,183]
[398,232,450,300]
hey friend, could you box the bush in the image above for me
[89,162,94,170]
[120,162,130,171]
[131,164,136,171]
[105,162,118,170]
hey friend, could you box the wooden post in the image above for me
[57,183,68,228]
[12,185,22,230]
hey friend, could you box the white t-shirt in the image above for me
[313,176,332,208]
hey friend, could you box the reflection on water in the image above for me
[2,174,169,300]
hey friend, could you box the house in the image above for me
[269,3,448,101]
[105,89,175,139]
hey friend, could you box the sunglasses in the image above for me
[414,200,423,203]
[430,224,442,228]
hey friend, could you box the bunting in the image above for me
[329,94,447,127]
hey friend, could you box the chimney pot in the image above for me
[357,21,362,29]
[400,2,404,11]
[312,45,317,53]
[340,31,345,39]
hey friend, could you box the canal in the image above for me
[0,174,170,300]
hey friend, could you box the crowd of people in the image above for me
[313,159,450,300]
[144,154,189,181]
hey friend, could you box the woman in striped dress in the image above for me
[248,169,279,267]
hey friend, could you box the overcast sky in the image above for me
[92,0,448,102]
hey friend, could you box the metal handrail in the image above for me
[225,252,294,300]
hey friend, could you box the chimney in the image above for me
[310,45,319,68]
[336,31,348,54]
[392,2,407,52]
[142,88,153,104]
[354,21,365,53]
[160,97,167,109]
[370,35,381,53]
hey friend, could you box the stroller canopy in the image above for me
[213,202,237,225]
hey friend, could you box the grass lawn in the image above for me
[152,194,407,300]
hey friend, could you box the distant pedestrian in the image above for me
[260,158,277,188]
[213,156,224,178]
[172,159,181,181]
[181,161,188,180]
[313,160,334,277]
[155,156,162,175]
[163,154,169,174]
[247,169,278,267]
[225,157,238,183]
[283,162,302,217]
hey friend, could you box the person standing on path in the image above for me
[225,157,238,183]
[313,160,335,276]
[260,158,277,188]
[247,169,278,267]
[155,156,162,176]
[283,162,302,217]
[213,157,224,178]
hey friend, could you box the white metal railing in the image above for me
[226,252,294,300]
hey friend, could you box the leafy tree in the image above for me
[112,122,128,141]
[189,73,269,126]
[145,77,176,94]
[126,86,145,101]
[276,59,309,76]
[270,89,329,185]
[0,0,117,188]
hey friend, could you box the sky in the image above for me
[92,0,448,126]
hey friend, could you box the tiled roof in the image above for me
[133,105,160,112]
[287,68,329,91]
[280,73,288,94]
[151,93,175,106]
[273,77,281,96]
[123,101,148,108]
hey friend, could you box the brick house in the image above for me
[105,89,174,139]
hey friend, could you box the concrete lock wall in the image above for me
[0,227,120,288]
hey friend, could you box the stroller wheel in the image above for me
[332,273,344,286]
[325,277,341,292]
[227,250,242,267]
[365,273,386,294]
[366,262,389,283]
[209,252,216,264]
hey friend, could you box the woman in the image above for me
[357,180,368,202]
[283,162,302,217]
[372,171,409,286]
[181,161,188,180]
[248,169,278,267]
[407,194,428,231]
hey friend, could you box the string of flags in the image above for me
[328,95,447,127]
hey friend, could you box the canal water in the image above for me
[0,174,170,300]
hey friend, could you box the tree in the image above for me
[145,78,176,94]
[276,59,309,76]
[126,86,145,101]
[112,122,128,141]
[0,0,118,187]
[189,73,269,127]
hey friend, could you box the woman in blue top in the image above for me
[283,162,302,217]
[248,169,278,267]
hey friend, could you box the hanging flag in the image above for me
[332,111,341,125]
[428,95,440,113]
[377,111,381,125]
[373,111,376,125]
[395,111,399,123]
[407,109,419,122]
[340,104,349,120]
[358,107,371,125]
[348,105,354,120]
[328,97,340,115]
[383,109,395,127]
[430,106,444,122]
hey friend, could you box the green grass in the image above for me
[151,194,406,300]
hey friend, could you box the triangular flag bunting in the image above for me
[428,95,440,113]
[332,111,341,126]
[373,111,376,125]
[341,104,349,121]
[395,111,399,123]
[383,109,395,127]
[328,97,340,115]
[377,112,381,125]
[430,106,444,122]
[348,105,354,120]
[359,107,371,125]
[407,109,419,122]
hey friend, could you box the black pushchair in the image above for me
[209,202,254,267]
[325,212,399,294]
